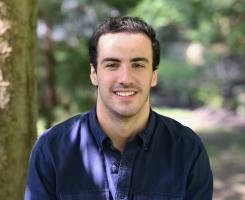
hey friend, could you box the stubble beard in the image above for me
[104,94,151,121]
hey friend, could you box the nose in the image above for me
[118,65,133,85]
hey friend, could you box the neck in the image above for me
[96,105,150,152]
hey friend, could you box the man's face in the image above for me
[90,32,158,118]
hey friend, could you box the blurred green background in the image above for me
[37,0,245,199]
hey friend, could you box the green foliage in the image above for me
[131,0,244,53]
[195,83,223,108]
[159,58,198,81]
[39,0,64,23]
[53,39,94,109]
[156,57,200,107]
[131,0,189,27]
[102,0,140,13]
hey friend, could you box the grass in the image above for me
[153,107,193,119]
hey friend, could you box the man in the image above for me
[25,16,213,200]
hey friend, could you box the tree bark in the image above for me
[0,0,37,199]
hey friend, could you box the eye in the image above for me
[105,62,119,70]
[132,62,145,69]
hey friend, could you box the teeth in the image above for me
[116,91,135,96]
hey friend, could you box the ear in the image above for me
[90,64,98,86]
[151,69,158,87]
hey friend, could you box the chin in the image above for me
[112,108,141,118]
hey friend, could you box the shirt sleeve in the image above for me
[25,136,56,200]
[185,144,213,200]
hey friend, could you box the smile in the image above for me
[115,91,136,97]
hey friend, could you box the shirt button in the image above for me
[118,192,125,199]
[111,164,119,174]
[111,160,120,174]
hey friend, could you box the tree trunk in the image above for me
[0,0,37,199]
[42,21,57,128]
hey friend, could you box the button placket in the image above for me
[115,142,139,200]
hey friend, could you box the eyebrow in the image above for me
[101,57,149,64]
[101,58,120,64]
[130,57,149,63]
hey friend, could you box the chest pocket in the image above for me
[134,194,182,200]
[60,191,109,200]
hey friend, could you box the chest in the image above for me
[55,142,187,200]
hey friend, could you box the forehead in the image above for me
[97,32,152,60]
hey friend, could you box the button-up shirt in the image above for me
[25,106,213,200]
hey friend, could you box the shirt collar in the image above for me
[88,106,156,151]
[89,106,108,152]
[137,108,156,150]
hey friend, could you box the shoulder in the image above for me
[153,111,204,148]
[153,111,210,169]
[33,112,90,153]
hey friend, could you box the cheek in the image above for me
[98,76,111,84]
[141,75,155,86]
[97,75,115,90]
[101,71,119,82]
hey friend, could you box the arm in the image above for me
[25,136,56,200]
[185,146,213,200]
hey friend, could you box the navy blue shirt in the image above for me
[25,107,213,200]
